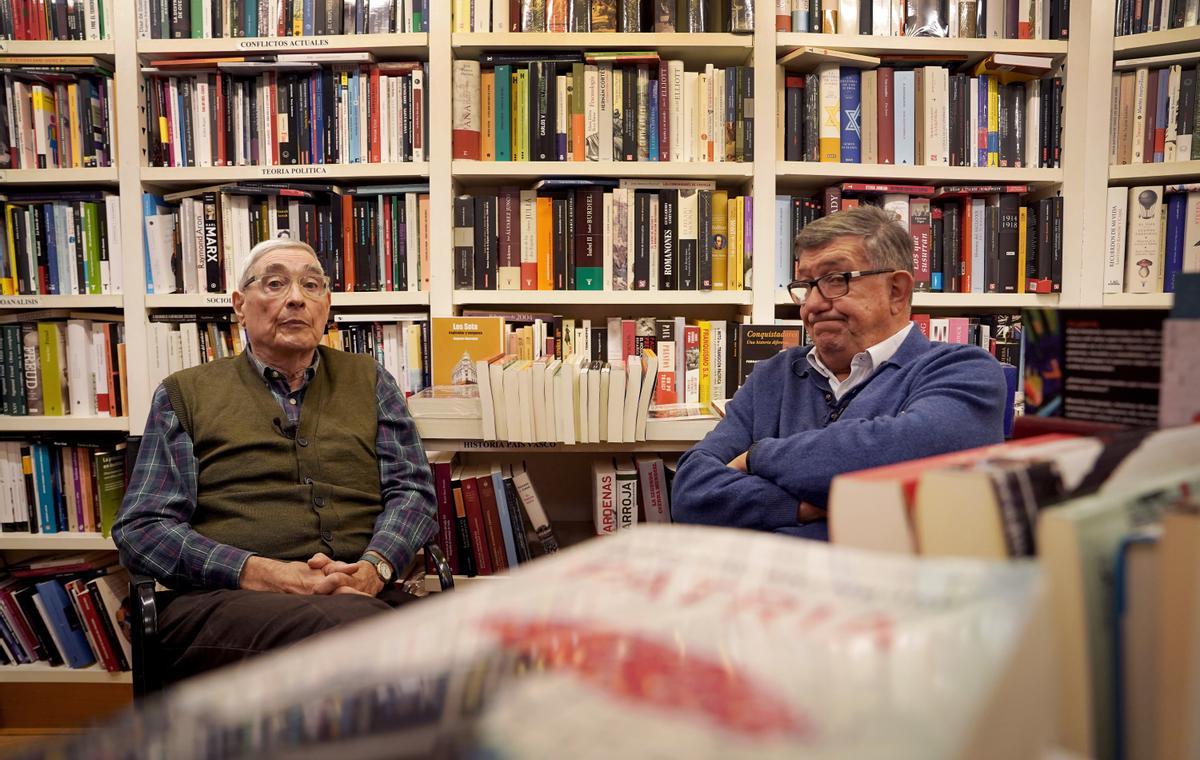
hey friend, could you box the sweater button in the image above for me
[824,393,832,402]
[321,530,333,542]
[314,496,325,508]
[297,437,309,447]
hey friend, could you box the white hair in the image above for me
[237,238,324,290]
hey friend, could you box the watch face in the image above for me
[377,560,393,582]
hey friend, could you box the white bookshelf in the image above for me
[1113,26,1200,57]
[0,168,119,185]
[0,533,117,551]
[0,663,132,684]
[0,294,124,309]
[0,39,115,55]
[137,32,427,56]
[453,290,753,306]
[775,291,1063,308]
[775,33,1069,63]
[1102,292,1176,308]
[452,160,754,182]
[140,163,430,185]
[452,32,754,67]
[1109,161,1200,182]
[0,416,130,432]
[144,292,430,309]
[776,162,1064,187]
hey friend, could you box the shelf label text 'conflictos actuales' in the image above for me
[237,37,332,50]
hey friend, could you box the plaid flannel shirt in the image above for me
[113,350,436,590]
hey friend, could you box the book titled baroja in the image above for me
[37,526,1053,759]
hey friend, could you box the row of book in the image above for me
[2,193,123,296]
[143,184,430,296]
[142,55,428,168]
[777,0,1070,39]
[1115,0,1199,35]
[452,57,754,164]
[775,185,1064,294]
[0,58,116,170]
[0,0,110,40]
[453,181,751,293]
[451,0,754,33]
[1109,60,1200,166]
[1103,185,1200,295]
[0,562,132,672]
[0,312,127,418]
[779,56,1063,168]
[910,311,1021,365]
[590,455,674,537]
[0,439,126,535]
[140,0,430,38]
[828,423,1200,760]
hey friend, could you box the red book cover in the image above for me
[341,194,356,290]
[621,319,636,362]
[509,0,520,30]
[475,475,509,572]
[840,182,936,195]
[428,455,458,575]
[369,67,382,164]
[268,73,280,166]
[413,70,424,159]
[909,198,932,291]
[658,60,670,161]
[1144,70,1159,163]
[460,475,494,576]
[67,580,120,672]
[911,314,931,337]
[382,196,394,291]
[960,200,973,293]
[12,0,24,39]
[214,75,226,166]
[877,68,895,165]
[776,8,791,30]
[823,186,841,216]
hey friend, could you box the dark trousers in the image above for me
[156,586,416,685]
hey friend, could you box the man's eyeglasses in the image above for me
[786,269,896,305]
[244,273,330,300]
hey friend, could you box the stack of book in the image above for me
[779,50,1063,169]
[1116,0,1199,34]
[0,560,133,673]
[1,191,123,296]
[1109,56,1200,166]
[0,0,112,39]
[776,184,1064,294]
[454,180,752,293]
[452,54,754,163]
[142,183,430,295]
[452,0,754,33]
[0,57,116,170]
[324,313,429,396]
[779,0,1069,38]
[0,311,127,418]
[139,0,429,37]
[141,54,428,168]
[1104,184,1200,295]
[0,440,126,535]
[590,455,674,536]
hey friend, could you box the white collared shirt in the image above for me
[807,322,914,402]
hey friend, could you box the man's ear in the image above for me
[231,290,245,323]
[889,270,914,313]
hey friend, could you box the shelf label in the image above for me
[460,440,561,450]
[204,295,233,305]
[0,41,7,52]
[0,296,42,306]
[237,36,333,50]
[258,165,329,177]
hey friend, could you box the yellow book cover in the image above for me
[697,320,711,406]
[431,316,506,387]
[732,196,744,291]
[2,205,18,294]
[67,83,82,168]
[37,322,68,416]
[481,70,496,161]
[711,191,728,291]
[419,194,430,291]
[516,70,529,162]
[987,77,1000,167]
[536,196,553,290]
[1017,207,1028,294]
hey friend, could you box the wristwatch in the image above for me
[745,442,758,475]
[361,552,394,584]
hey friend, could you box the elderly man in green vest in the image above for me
[114,238,436,684]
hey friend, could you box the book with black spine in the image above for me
[997,193,1020,293]
[453,196,475,290]
[658,189,677,290]
[698,190,713,290]
[633,191,651,290]
[473,195,496,291]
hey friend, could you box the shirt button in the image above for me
[314,496,325,508]
[297,437,309,447]
[824,393,832,401]
[289,399,297,405]
[321,530,333,542]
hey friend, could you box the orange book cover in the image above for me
[481,70,496,161]
[268,73,280,165]
[430,316,506,387]
[369,67,382,164]
[419,194,431,291]
[341,194,356,290]
[960,200,973,293]
[536,196,553,290]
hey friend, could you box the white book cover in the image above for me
[405,193,419,291]
[894,70,915,166]
[584,65,599,162]
[1026,81,1041,168]
[697,70,711,163]
[194,79,212,168]
[668,60,685,162]
[872,0,891,33]
[602,191,614,290]
[683,71,699,163]
[714,68,726,163]
[543,358,560,443]
[493,0,508,31]
[519,190,537,289]
[474,0,490,31]
[610,188,628,290]
[1104,186,1129,294]
[1184,192,1200,272]
[476,356,497,441]
[531,359,549,442]
[1131,68,1148,164]
[145,214,178,294]
[591,459,617,535]
[614,458,638,530]
[495,358,517,442]
[1165,64,1182,162]
[578,362,591,443]
[986,0,1002,36]
[710,321,727,403]
[598,63,614,162]
[1125,186,1163,293]
[597,363,610,443]
[634,456,671,523]
[64,319,95,416]
[635,350,659,441]
[838,0,859,32]
[622,357,642,443]
[881,194,910,232]
[607,360,626,443]
[516,362,534,443]
[589,362,603,444]
[1109,73,1121,165]
[861,69,878,165]
[555,358,576,445]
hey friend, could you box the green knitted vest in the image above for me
[163,345,381,563]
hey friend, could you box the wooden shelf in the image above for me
[0,663,130,684]
[0,533,116,551]
[0,295,123,309]
[1102,292,1175,308]
[421,439,703,452]
[145,292,429,308]
[1113,26,1200,58]
[452,160,752,184]
[137,33,427,57]
[0,416,129,432]
[0,168,118,185]
[776,33,1068,64]
[776,291,1061,308]
[1109,161,1200,183]
[776,162,1064,188]
[0,39,115,56]
[452,32,753,67]
[453,290,752,306]
[140,162,430,185]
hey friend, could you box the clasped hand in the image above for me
[726,451,828,525]
[239,553,384,597]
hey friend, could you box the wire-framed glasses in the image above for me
[244,273,331,300]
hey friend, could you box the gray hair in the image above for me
[237,238,324,290]
[793,205,914,275]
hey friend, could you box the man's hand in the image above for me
[798,501,827,524]
[727,451,749,472]
[239,556,333,595]
[307,553,385,597]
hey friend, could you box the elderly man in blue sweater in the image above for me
[672,205,1008,539]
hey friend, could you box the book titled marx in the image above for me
[430,316,505,387]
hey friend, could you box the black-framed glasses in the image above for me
[786,269,896,305]
[244,273,331,300]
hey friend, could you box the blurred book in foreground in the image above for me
[22,526,1052,760]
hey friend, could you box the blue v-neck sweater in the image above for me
[671,328,1007,540]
